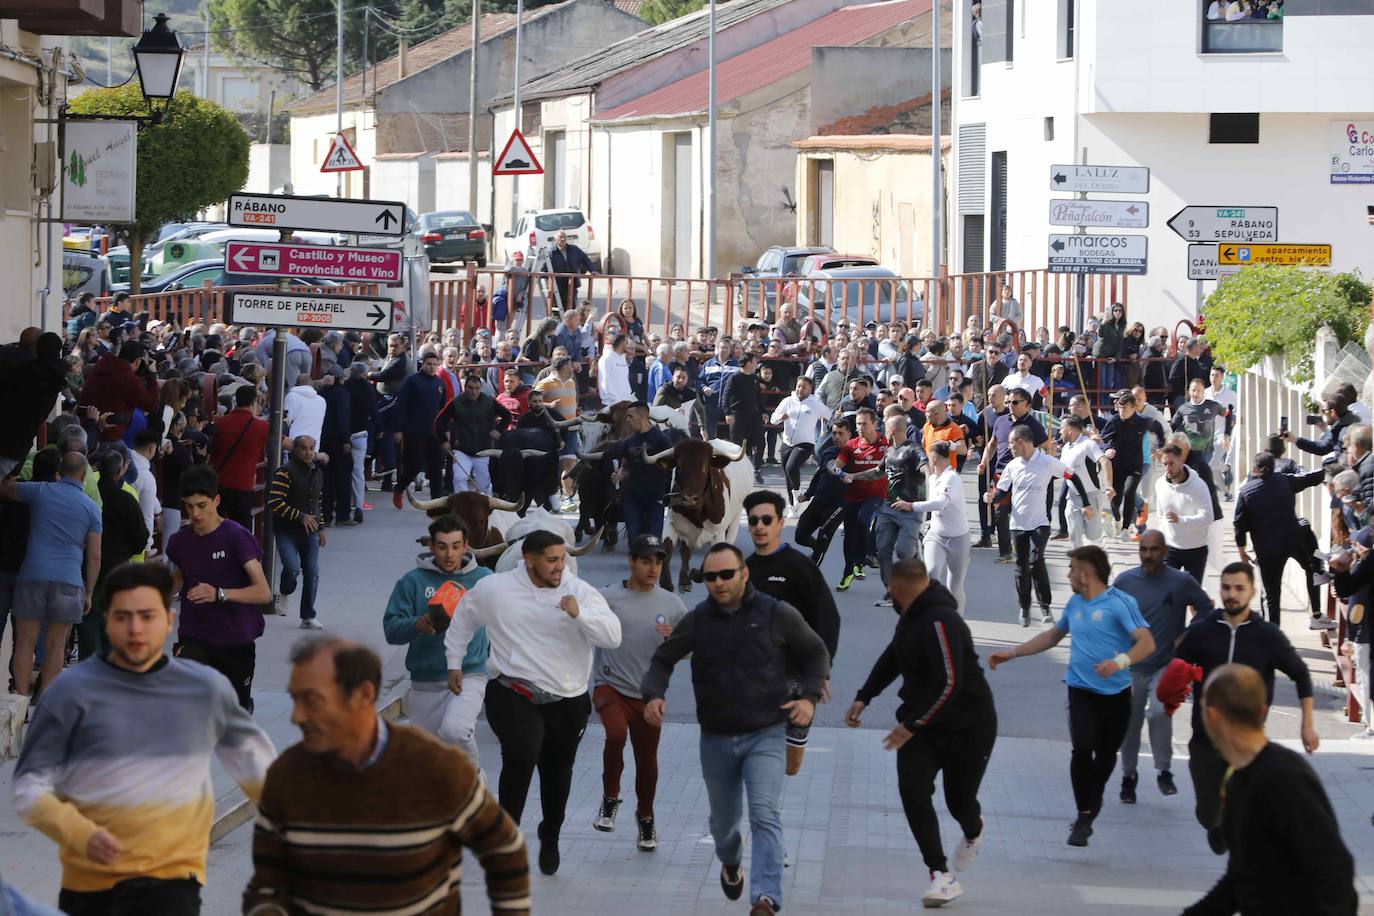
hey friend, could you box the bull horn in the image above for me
[519,449,549,458]
[476,449,503,458]
[640,444,676,465]
[710,439,746,462]
[471,540,513,560]
[485,493,520,511]
[568,526,604,556]
[407,490,451,511]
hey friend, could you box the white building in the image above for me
[950,1,1374,333]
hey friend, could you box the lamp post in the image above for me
[131,13,186,117]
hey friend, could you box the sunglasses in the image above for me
[747,514,776,527]
[1010,399,1028,406]
[702,567,743,583]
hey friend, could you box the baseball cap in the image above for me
[630,534,668,559]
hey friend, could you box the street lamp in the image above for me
[132,13,185,108]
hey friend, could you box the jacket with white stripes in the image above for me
[854,579,996,733]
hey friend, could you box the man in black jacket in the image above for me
[1182,663,1356,916]
[318,370,354,527]
[846,558,996,909]
[1173,562,1318,855]
[1281,392,1358,460]
[547,229,597,313]
[267,435,326,629]
[1168,338,1207,410]
[642,543,829,916]
[724,351,765,480]
[435,373,512,494]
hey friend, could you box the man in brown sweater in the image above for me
[243,638,529,916]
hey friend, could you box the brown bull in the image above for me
[406,490,521,566]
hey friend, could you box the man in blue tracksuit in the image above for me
[393,351,447,506]
[613,402,673,542]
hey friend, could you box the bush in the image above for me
[1202,264,1371,385]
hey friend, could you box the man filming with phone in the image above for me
[78,341,160,443]
[1276,395,1358,460]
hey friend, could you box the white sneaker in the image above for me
[300,618,324,630]
[952,822,983,872]
[273,593,288,616]
[922,871,962,908]
[1353,728,1374,740]
[1310,616,1337,631]
[1118,529,1133,543]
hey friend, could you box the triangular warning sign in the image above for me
[320,132,364,173]
[493,129,543,176]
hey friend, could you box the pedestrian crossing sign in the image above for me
[320,132,364,173]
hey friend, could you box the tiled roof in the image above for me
[593,0,931,121]
[609,0,648,15]
[794,134,950,150]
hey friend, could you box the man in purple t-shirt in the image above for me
[166,465,271,711]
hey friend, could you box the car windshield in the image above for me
[534,211,586,232]
[781,253,813,274]
[426,212,476,229]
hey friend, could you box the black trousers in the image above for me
[1189,737,1229,835]
[1013,527,1053,614]
[218,487,255,533]
[1109,464,1144,532]
[1067,685,1132,816]
[897,711,997,874]
[793,499,843,564]
[1257,548,1322,627]
[731,417,765,468]
[60,878,201,916]
[977,467,993,539]
[176,638,256,713]
[1056,480,1070,535]
[994,501,1012,556]
[321,445,353,523]
[398,432,444,498]
[484,680,592,835]
[1166,544,1208,585]
[781,443,814,499]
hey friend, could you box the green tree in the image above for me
[210,0,341,91]
[638,0,705,25]
[1202,264,1371,385]
[67,84,250,294]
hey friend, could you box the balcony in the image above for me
[0,0,142,37]
[1202,2,1283,54]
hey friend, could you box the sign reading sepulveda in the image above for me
[1047,234,1148,275]
[1167,206,1278,242]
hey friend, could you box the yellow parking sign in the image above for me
[1218,243,1331,266]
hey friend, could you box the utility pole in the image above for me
[930,0,943,323]
[704,0,716,278]
[468,0,481,219]
[510,0,523,232]
[336,0,344,198]
[203,6,211,98]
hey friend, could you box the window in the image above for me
[1044,117,1055,141]
[1209,113,1260,144]
[1201,0,1283,53]
[966,0,982,96]
[1058,0,1074,58]
[1005,0,1014,63]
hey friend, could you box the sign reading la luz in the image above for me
[62,120,137,223]
[320,132,363,173]
[1167,206,1277,242]
[493,129,543,176]
[1048,199,1149,229]
[225,290,395,333]
[1047,234,1148,275]
[227,193,408,237]
[1218,243,1332,266]
[1048,165,1149,194]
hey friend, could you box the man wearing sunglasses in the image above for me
[642,543,829,916]
[985,390,1050,563]
[743,490,839,775]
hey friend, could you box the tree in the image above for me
[1203,264,1371,385]
[210,0,341,91]
[67,85,250,294]
[638,0,705,25]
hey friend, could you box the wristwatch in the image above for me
[216,586,227,604]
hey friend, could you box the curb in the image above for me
[209,692,405,844]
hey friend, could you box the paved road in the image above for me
[5,459,1374,913]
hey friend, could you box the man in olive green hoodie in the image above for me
[383,514,491,763]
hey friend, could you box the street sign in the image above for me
[493,128,543,176]
[225,241,404,284]
[320,132,364,173]
[1167,206,1278,243]
[1047,233,1148,275]
[227,193,408,238]
[1048,199,1149,229]
[1218,243,1332,266]
[224,290,394,333]
[1185,243,1241,281]
[1048,164,1150,194]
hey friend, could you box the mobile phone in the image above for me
[1305,413,1321,426]
[1279,416,1289,433]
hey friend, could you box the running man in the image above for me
[847,558,997,909]
[833,408,889,591]
[1102,391,1167,541]
[988,546,1155,848]
[591,535,687,851]
[13,561,274,915]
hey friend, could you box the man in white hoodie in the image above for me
[444,529,621,877]
[1152,443,1213,583]
[283,374,327,449]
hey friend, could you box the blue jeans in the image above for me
[621,490,664,542]
[700,723,786,908]
[276,528,319,620]
[875,503,922,587]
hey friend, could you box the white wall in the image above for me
[435,154,492,223]
[490,93,595,251]
[595,126,678,277]
[289,109,376,198]
[246,143,290,193]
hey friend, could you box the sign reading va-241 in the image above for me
[226,241,404,284]
[1167,206,1278,243]
[1047,234,1148,275]
[227,193,408,237]
[224,291,395,333]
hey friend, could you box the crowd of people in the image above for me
[0,285,1369,915]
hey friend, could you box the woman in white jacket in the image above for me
[909,440,971,611]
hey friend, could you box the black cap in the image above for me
[629,534,668,559]
[1020,342,1040,354]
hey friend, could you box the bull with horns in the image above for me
[405,490,523,567]
[641,438,753,592]
[479,391,582,510]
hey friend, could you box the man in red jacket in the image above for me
[77,341,160,442]
[210,386,271,531]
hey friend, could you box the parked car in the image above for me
[108,227,340,285]
[62,248,112,299]
[737,245,834,321]
[111,259,341,295]
[417,210,486,266]
[796,253,879,276]
[502,208,601,271]
[792,266,923,329]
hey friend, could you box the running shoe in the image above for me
[854,564,867,580]
[995,554,1014,564]
[951,820,983,872]
[537,822,560,875]
[273,594,288,616]
[837,570,855,591]
[1040,609,1055,625]
[921,872,963,908]
[636,816,657,851]
[720,864,744,901]
[1118,529,1133,543]
[1067,815,1094,847]
[300,618,324,630]
[973,536,993,549]
[593,797,621,832]
[1310,616,1337,630]
[1019,608,1030,628]
[1157,770,1178,796]
[1119,774,1137,804]
[750,897,779,915]
[1051,531,1069,541]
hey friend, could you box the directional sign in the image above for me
[1047,233,1148,275]
[493,128,543,176]
[225,241,403,284]
[1185,244,1242,281]
[1167,206,1278,243]
[227,193,408,238]
[1048,199,1149,229]
[320,132,363,173]
[224,291,394,333]
[1048,164,1150,194]
[1218,243,1332,266]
